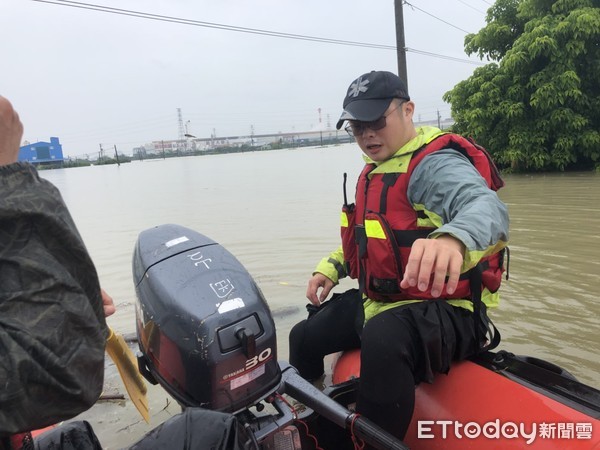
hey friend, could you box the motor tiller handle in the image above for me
[348,413,409,450]
[280,364,409,450]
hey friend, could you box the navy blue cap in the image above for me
[336,71,410,129]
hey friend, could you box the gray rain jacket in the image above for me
[0,163,107,436]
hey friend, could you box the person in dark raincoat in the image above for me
[0,95,110,448]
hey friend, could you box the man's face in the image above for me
[351,100,416,162]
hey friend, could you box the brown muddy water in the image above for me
[39,144,599,448]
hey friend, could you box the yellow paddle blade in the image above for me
[105,327,149,423]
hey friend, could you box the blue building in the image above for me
[19,137,64,166]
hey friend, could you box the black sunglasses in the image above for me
[344,100,406,137]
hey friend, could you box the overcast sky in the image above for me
[1,0,492,157]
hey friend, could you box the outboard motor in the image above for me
[133,224,281,413]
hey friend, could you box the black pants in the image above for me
[288,289,479,441]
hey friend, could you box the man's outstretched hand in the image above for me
[400,236,465,298]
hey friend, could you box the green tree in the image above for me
[444,0,600,171]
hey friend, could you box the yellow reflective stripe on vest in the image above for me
[365,219,386,239]
[341,211,349,227]
[364,289,501,323]
[414,204,443,228]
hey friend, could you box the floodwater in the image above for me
[39,144,599,448]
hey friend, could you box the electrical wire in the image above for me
[32,0,396,50]
[454,0,487,14]
[403,0,473,34]
[406,47,483,65]
[32,0,485,65]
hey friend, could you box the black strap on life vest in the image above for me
[392,229,432,247]
[505,247,510,280]
[343,172,349,207]
[470,263,501,353]
[379,173,399,214]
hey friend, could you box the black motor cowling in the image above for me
[133,224,281,413]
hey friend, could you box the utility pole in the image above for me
[114,145,120,166]
[318,108,323,147]
[437,109,442,129]
[177,108,185,153]
[99,143,103,162]
[394,0,409,90]
[184,120,194,153]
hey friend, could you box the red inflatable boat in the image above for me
[332,349,600,449]
[127,224,599,450]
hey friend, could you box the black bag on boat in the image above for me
[33,421,102,450]
[128,408,248,450]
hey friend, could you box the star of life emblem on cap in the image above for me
[349,76,370,98]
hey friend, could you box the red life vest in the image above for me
[341,133,505,302]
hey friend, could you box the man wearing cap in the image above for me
[289,70,509,442]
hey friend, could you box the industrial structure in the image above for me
[19,137,65,167]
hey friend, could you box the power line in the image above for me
[32,0,395,50]
[32,0,484,65]
[403,1,473,34]
[454,0,486,14]
[406,47,484,65]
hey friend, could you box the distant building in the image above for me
[415,117,455,130]
[19,137,64,166]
